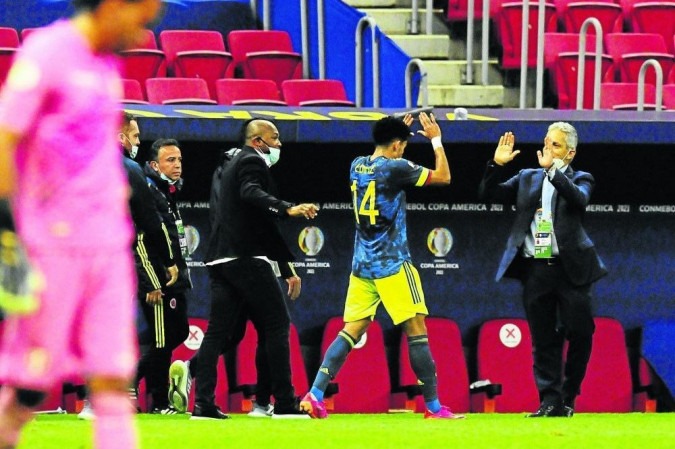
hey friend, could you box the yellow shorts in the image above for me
[344,261,428,325]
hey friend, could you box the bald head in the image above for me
[244,119,281,152]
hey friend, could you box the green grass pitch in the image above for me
[17,412,675,449]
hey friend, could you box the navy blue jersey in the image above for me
[350,155,430,279]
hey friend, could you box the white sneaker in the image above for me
[77,400,95,421]
[248,402,274,418]
[168,360,191,413]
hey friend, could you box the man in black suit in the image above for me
[168,118,319,419]
[478,122,607,418]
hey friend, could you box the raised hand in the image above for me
[402,113,414,128]
[536,136,554,169]
[417,112,441,140]
[494,132,520,166]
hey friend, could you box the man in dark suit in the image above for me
[478,122,607,418]
[168,118,319,419]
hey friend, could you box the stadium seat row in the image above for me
[0,316,659,414]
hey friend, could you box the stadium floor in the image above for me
[19,412,675,449]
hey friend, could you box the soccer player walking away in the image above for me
[300,113,465,420]
[0,1,163,449]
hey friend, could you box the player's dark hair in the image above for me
[149,138,180,162]
[121,111,136,132]
[373,116,411,146]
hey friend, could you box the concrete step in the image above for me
[423,85,504,107]
[358,8,447,35]
[421,60,503,85]
[389,34,450,59]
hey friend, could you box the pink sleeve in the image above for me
[0,43,53,135]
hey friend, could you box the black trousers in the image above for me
[136,289,189,409]
[192,258,291,409]
[521,258,596,406]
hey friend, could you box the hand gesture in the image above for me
[416,112,441,140]
[402,113,414,128]
[146,288,163,305]
[287,203,319,220]
[494,132,520,166]
[536,136,554,169]
[286,275,301,300]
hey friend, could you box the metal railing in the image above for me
[465,0,491,85]
[355,16,380,107]
[409,0,434,36]
[576,18,603,110]
[405,58,429,108]
[638,59,664,111]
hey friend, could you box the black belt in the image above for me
[528,257,559,266]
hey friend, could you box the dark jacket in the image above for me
[144,163,192,292]
[123,155,174,295]
[478,161,607,286]
[206,146,296,278]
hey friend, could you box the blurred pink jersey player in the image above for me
[0,1,164,449]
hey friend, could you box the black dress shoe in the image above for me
[561,405,574,417]
[526,404,559,418]
[190,405,230,420]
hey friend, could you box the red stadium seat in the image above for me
[554,51,614,108]
[600,82,658,109]
[545,33,601,71]
[0,27,19,47]
[281,79,355,107]
[230,321,307,412]
[497,2,558,69]
[554,0,624,34]
[624,1,675,53]
[473,319,539,413]
[215,79,287,105]
[396,317,470,413]
[121,79,149,104]
[119,30,166,97]
[145,78,217,105]
[320,317,390,413]
[605,33,674,84]
[446,0,503,21]
[573,317,633,412]
[227,30,302,88]
[159,30,233,99]
[663,84,675,108]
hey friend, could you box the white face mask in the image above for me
[121,133,139,159]
[551,149,572,170]
[257,138,281,167]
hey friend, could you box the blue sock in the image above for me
[407,335,440,413]
[310,330,356,402]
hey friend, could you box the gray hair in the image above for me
[548,122,578,150]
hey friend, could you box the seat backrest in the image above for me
[159,29,226,68]
[544,32,600,69]
[629,2,675,53]
[663,84,675,108]
[574,317,633,412]
[498,2,558,69]
[399,317,470,413]
[145,77,212,104]
[0,27,20,48]
[556,1,624,34]
[216,78,282,105]
[20,28,40,42]
[321,317,390,413]
[447,0,503,21]
[600,82,656,109]
[227,30,295,67]
[281,79,349,105]
[121,79,147,103]
[476,318,540,413]
[554,52,614,108]
[135,29,159,50]
[605,33,668,60]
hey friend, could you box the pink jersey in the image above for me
[0,20,133,249]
